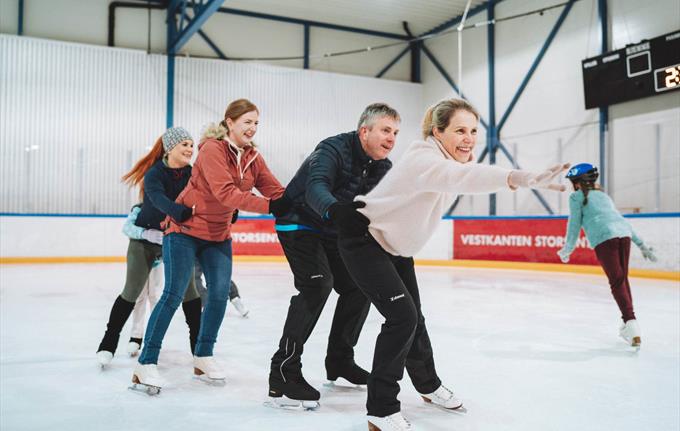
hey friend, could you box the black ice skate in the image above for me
[265,371,320,410]
[325,359,369,387]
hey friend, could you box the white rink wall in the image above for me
[1,214,678,272]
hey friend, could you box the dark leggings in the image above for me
[594,237,636,322]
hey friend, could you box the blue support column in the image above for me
[487,0,497,215]
[303,24,310,69]
[166,0,224,128]
[18,0,24,35]
[598,0,608,188]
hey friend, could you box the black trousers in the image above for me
[338,233,441,417]
[270,230,371,380]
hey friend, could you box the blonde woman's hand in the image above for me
[508,163,570,191]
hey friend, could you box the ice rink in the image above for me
[1,262,678,431]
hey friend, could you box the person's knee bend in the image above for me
[388,301,418,333]
[159,291,184,310]
[300,277,333,309]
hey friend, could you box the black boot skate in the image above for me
[267,371,320,410]
[326,359,369,385]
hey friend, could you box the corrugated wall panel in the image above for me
[1,35,423,215]
[174,57,423,186]
[0,35,166,214]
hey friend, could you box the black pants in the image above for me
[338,233,440,417]
[270,230,371,380]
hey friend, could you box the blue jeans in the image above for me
[139,233,232,364]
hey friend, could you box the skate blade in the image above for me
[323,380,366,391]
[193,373,226,386]
[421,396,466,413]
[128,383,161,396]
[264,396,320,411]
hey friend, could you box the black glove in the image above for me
[269,195,292,217]
[231,209,239,224]
[328,201,369,237]
[178,205,193,222]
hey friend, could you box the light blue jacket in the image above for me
[122,206,162,268]
[562,189,643,255]
[122,206,145,240]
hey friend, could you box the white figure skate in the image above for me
[127,340,141,357]
[130,363,164,395]
[367,412,412,431]
[230,297,250,317]
[193,356,226,385]
[420,384,463,410]
[96,351,113,369]
[619,319,641,349]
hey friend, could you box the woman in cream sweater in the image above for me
[333,98,569,431]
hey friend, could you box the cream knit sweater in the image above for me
[357,137,513,257]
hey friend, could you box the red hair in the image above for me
[122,136,164,199]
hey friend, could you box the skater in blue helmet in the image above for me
[557,163,657,348]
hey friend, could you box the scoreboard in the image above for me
[582,30,680,109]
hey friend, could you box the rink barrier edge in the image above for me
[1,255,678,281]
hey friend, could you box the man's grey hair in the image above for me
[357,103,401,130]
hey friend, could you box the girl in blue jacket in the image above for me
[557,163,657,348]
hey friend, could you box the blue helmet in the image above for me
[566,163,598,182]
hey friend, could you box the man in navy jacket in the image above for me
[268,103,401,408]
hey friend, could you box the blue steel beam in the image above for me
[375,46,410,78]
[496,141,555,214]
[303,24,310,69]
[218,7,409,40]
[198,29,228,59]
[18,0,24,35]
[598,0,608,188]
[496,0,575,133]
[376,2,496,80]
[166,6,178,128]
[401,22,421,83]
[421,46,489,131]
[487,0,497,215]
[420,1,500,37]
[169,0,225,54]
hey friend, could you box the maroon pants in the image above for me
[594,237,636,322]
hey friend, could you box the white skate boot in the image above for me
[130,363,165,395]
[420,384,463,410]
[619,319,641,348]
[193,356,226,384]
[96,350,113,368]
[127,339,141,357]
[367,412,412,431]
[230,297,249,317]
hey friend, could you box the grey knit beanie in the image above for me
[162,127,193,153]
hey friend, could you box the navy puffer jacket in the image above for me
[277,131,392,234]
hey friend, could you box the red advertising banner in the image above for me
[230,218,284,256]
[452,218,599,265]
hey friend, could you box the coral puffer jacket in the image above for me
[166,138,284,241]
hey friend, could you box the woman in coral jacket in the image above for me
[133,99,291,392]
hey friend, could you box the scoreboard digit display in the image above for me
[582,30,680,109]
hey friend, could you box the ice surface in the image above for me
[1,263,678,431]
